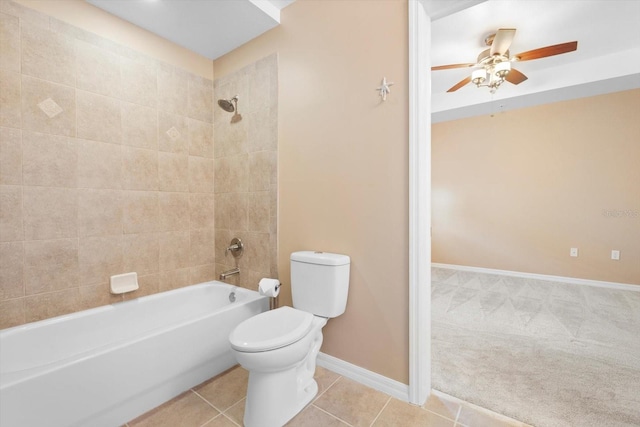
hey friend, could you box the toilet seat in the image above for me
[229,306,314,352]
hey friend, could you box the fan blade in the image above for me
[514,41,578,62]
[432,63,476,71]
[447,76,471,92]
[505,68,528,85]
[490,28,516,56]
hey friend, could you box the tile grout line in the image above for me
[454,404,462,423]
[432,369,536,426]
[191,388,244,427]
[453,404,462,427]
[420,406,459,424]
[197,412,224,427]
[191,388,228,414]
[220,412,242,427]
[310,404,354,427]
[440,384,531,426]
[368,395,392,427]
[221,398,245,424]
[313,374,343,402]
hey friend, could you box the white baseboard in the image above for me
[431,263,639,292]
[316,352,410,402]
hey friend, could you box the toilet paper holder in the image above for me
[259,278,280,310]
[268,293,279,310]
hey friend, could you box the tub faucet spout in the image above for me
[220,267,240,280]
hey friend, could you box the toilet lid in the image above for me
[229,306,314,353]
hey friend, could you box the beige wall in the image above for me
[2,0,411,384]
[9,0,212,79]
[432,89,640,285]
[213,54,279,288]
[214,0,410,383]
[0,0,217,328]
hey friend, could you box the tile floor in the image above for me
[126,365,531,427]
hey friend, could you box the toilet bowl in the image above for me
[229,306,327,427]
[228,251,350,427]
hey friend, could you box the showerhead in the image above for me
[218,99,234,112]
[217,95,238,113]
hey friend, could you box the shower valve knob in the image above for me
[226,237,244,257]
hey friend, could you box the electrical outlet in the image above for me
[570,248,578,257]
[611,250,620,260]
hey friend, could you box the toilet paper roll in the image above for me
[259,278,281,298]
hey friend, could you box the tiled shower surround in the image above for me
[213,55,278,290]
[0,1,278,328]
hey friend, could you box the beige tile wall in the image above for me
[0,2,216,328]
[213,54,278,290]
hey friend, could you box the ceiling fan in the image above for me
[433,28,578,93]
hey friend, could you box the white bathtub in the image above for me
[0,281,268,427]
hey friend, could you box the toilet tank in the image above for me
[290,251,350,318]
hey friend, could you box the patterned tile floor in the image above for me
[431,267,640,427]
[125,365,531,427]
[125,267,639,426]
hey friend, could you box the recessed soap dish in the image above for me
[110,272,139,294]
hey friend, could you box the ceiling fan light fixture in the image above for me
[471,69,486,86]
[494,61,511,78]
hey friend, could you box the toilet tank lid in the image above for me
[291,251,350,266]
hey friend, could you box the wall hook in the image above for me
[376,77,394,101]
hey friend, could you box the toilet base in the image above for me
[241,318,326,427]
[244,369,318,427]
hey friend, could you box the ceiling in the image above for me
[87,0,296,60]
[87,0,639,122]
[431,0,640,122]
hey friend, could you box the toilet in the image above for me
[228,251,350,427]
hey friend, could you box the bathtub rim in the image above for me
[1,281,266,388]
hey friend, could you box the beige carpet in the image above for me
[431,267,640,427]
